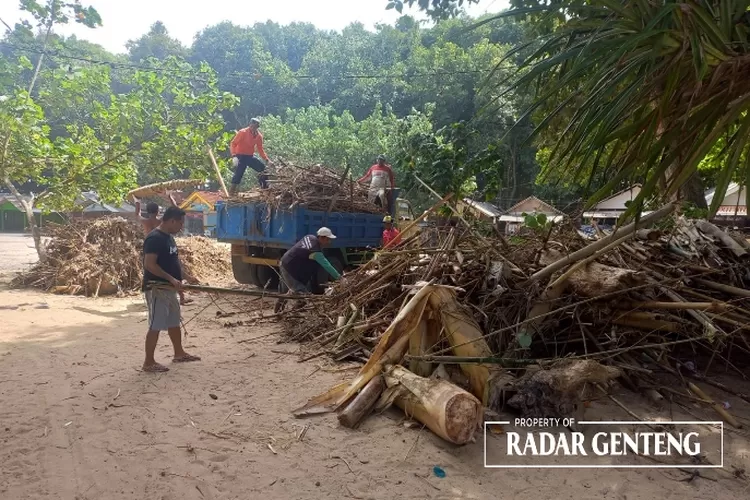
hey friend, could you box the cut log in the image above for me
[381,365,482,445]
[337,375,385,429]
[696,220,748,258]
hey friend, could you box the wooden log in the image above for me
[382,365,482,445]
[337,375,385,428]
[529,203,676,284]
[696,220,747,258]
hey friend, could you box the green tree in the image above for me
[126,21,188,62]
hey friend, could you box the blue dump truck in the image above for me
[215,189,416,291]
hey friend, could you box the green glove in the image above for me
[312,252,341,280]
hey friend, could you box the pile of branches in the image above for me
[12,217,143,296]
[232,163,383,214]
[282,204,750,421]
[179,236,232,284]
[13,218,234,296]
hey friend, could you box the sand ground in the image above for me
[1,234,749,499]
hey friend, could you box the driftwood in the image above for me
[696,220,747,258]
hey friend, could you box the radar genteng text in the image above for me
[504,419,701,457]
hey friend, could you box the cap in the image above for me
[317,227,336,239]
[250,117,261,125]
[383,215,393,223]
[377,154,386,161]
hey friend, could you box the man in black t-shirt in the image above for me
[141,206,201,373]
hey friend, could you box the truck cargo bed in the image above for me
[216,201,385,248]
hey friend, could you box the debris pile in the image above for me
[12,217,143,296]
[178,236,232,284]
[13,218,233,296]
[283,202,750,443]
[232,163,383,214]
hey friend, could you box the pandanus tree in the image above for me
[393,0,750,219]
[504,0,750,218]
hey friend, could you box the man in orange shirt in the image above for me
[229,117,272,194]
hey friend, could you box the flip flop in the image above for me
[173,354,201,363]
[142,363,169,373]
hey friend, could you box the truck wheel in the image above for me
[231,256,256,285]
[254,264,279,290]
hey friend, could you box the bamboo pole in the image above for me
[207,146,230,197]
[687,382,742,429]
[148,282,327,301]
[694,278,750,298]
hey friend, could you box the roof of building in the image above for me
[0,193,42,213]
[504,196,565,217]
[180,191,224,211]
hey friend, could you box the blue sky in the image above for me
[0,0,507,54]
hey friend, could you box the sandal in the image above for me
[142,363,170,373]
[173,354,201,363]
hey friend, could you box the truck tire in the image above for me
[231,256,256,285]
[254,264,279,290]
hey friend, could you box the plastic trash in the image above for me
[433,466,446,478]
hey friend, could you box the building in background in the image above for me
[179,191,223,236]
[457,198,503,223]
[68,192,135,220]
[0,193,65,233]
[705,183,747,227]
[498,196,565,235]
[582,184,644,228]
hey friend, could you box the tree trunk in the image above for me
[680,173,707,210]
[3,176,43,260]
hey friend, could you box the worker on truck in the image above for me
[358,154,396,212]
[274,227,342,312]
[229,117,272,194]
